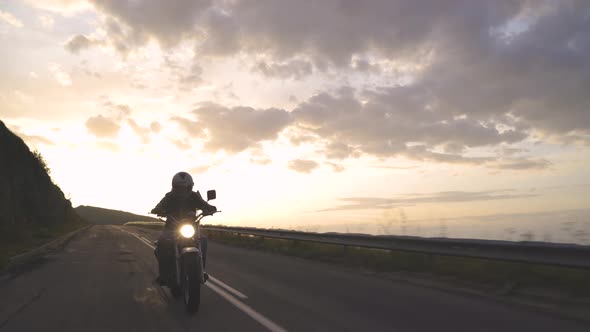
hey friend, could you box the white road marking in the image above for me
[206,282,287,332]
[208,275,248,299]
[117,227,287,332]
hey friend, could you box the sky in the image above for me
[1,0,589,243]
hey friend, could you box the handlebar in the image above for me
[151,210,222,225]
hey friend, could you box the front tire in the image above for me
[183,255,202,314]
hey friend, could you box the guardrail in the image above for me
[202,226,590,269]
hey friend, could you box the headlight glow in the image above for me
[180,224,195,238]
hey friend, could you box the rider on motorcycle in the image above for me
[151,171,217,285]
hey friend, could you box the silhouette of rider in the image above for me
[151,171,216,285]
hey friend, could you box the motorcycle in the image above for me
[154,189,219,314]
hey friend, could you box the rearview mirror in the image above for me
[207,190,216,201]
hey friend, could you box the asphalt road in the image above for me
[0,225,587,332]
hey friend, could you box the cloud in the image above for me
[288,159,319,173]
[322,141,360,160]
[127,119,151,144]
[38,14,54,29]
[317,190,538,212]
[60,1,589,169]
[189,165,211,174]
[85,115,120,138]
[254,59,313,80]
[0,10,24,28]
[371,165,418,170]
[326,162,345,172]
[65,35,102,53]
[150,122,162,133]
[12,90,33,104]
[491,158,551,170]
[163,86,552,169]
[48,63,72,86]
[174,103,292,153]
[96,140,119,151]
[24,0,91,14]
[98,97,132,120]
[170,138,191,150]
[250,157,272,165]
[73,1,588,143]
[189,159,224,174]
[164,57,203,89]
[292,87,527,160]
[351,58,381,73]
[171,116,205,139]
[199,8,240,56]
[87,0,212,49]
[10,126,54,146]
[91,99,158,144]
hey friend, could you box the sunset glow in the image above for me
[2,0,589,243]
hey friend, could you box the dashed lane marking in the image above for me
[117,227,287,332]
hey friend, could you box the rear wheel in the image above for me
[183,255,202,314]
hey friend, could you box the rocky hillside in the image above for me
[75,205,159,225]
[0,120,84,247]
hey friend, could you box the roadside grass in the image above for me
[203,229,590,298]
[122,223,590,298]
[0,218,87,270]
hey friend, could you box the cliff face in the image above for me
[0,120,82,238]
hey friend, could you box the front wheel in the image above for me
[183,255,202,314]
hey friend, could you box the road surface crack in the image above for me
[0,288,46,329]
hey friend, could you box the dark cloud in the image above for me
[289,133,318,146]
[164,56,204,90]
[85,115,120,138]
[199,8,240,56]
[165,86,552,170]
[322,141,360,160]
[65,34,103,53]
[174,103,292,153]
[69,1,590,164]
[292,87,527,160]
[351,58,381,73]
[317,190,537,212]
[171,116,206,138]
[88,0,212,48]
[288,159,319,173]
[254,59,313,80]
[179,63,203,88]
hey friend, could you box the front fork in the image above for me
[175,240,206,286]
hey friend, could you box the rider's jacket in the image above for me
[151,191,216,229]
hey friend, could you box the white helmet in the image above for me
[172,171,194,189]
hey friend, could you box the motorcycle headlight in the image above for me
[180,224,195,238]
